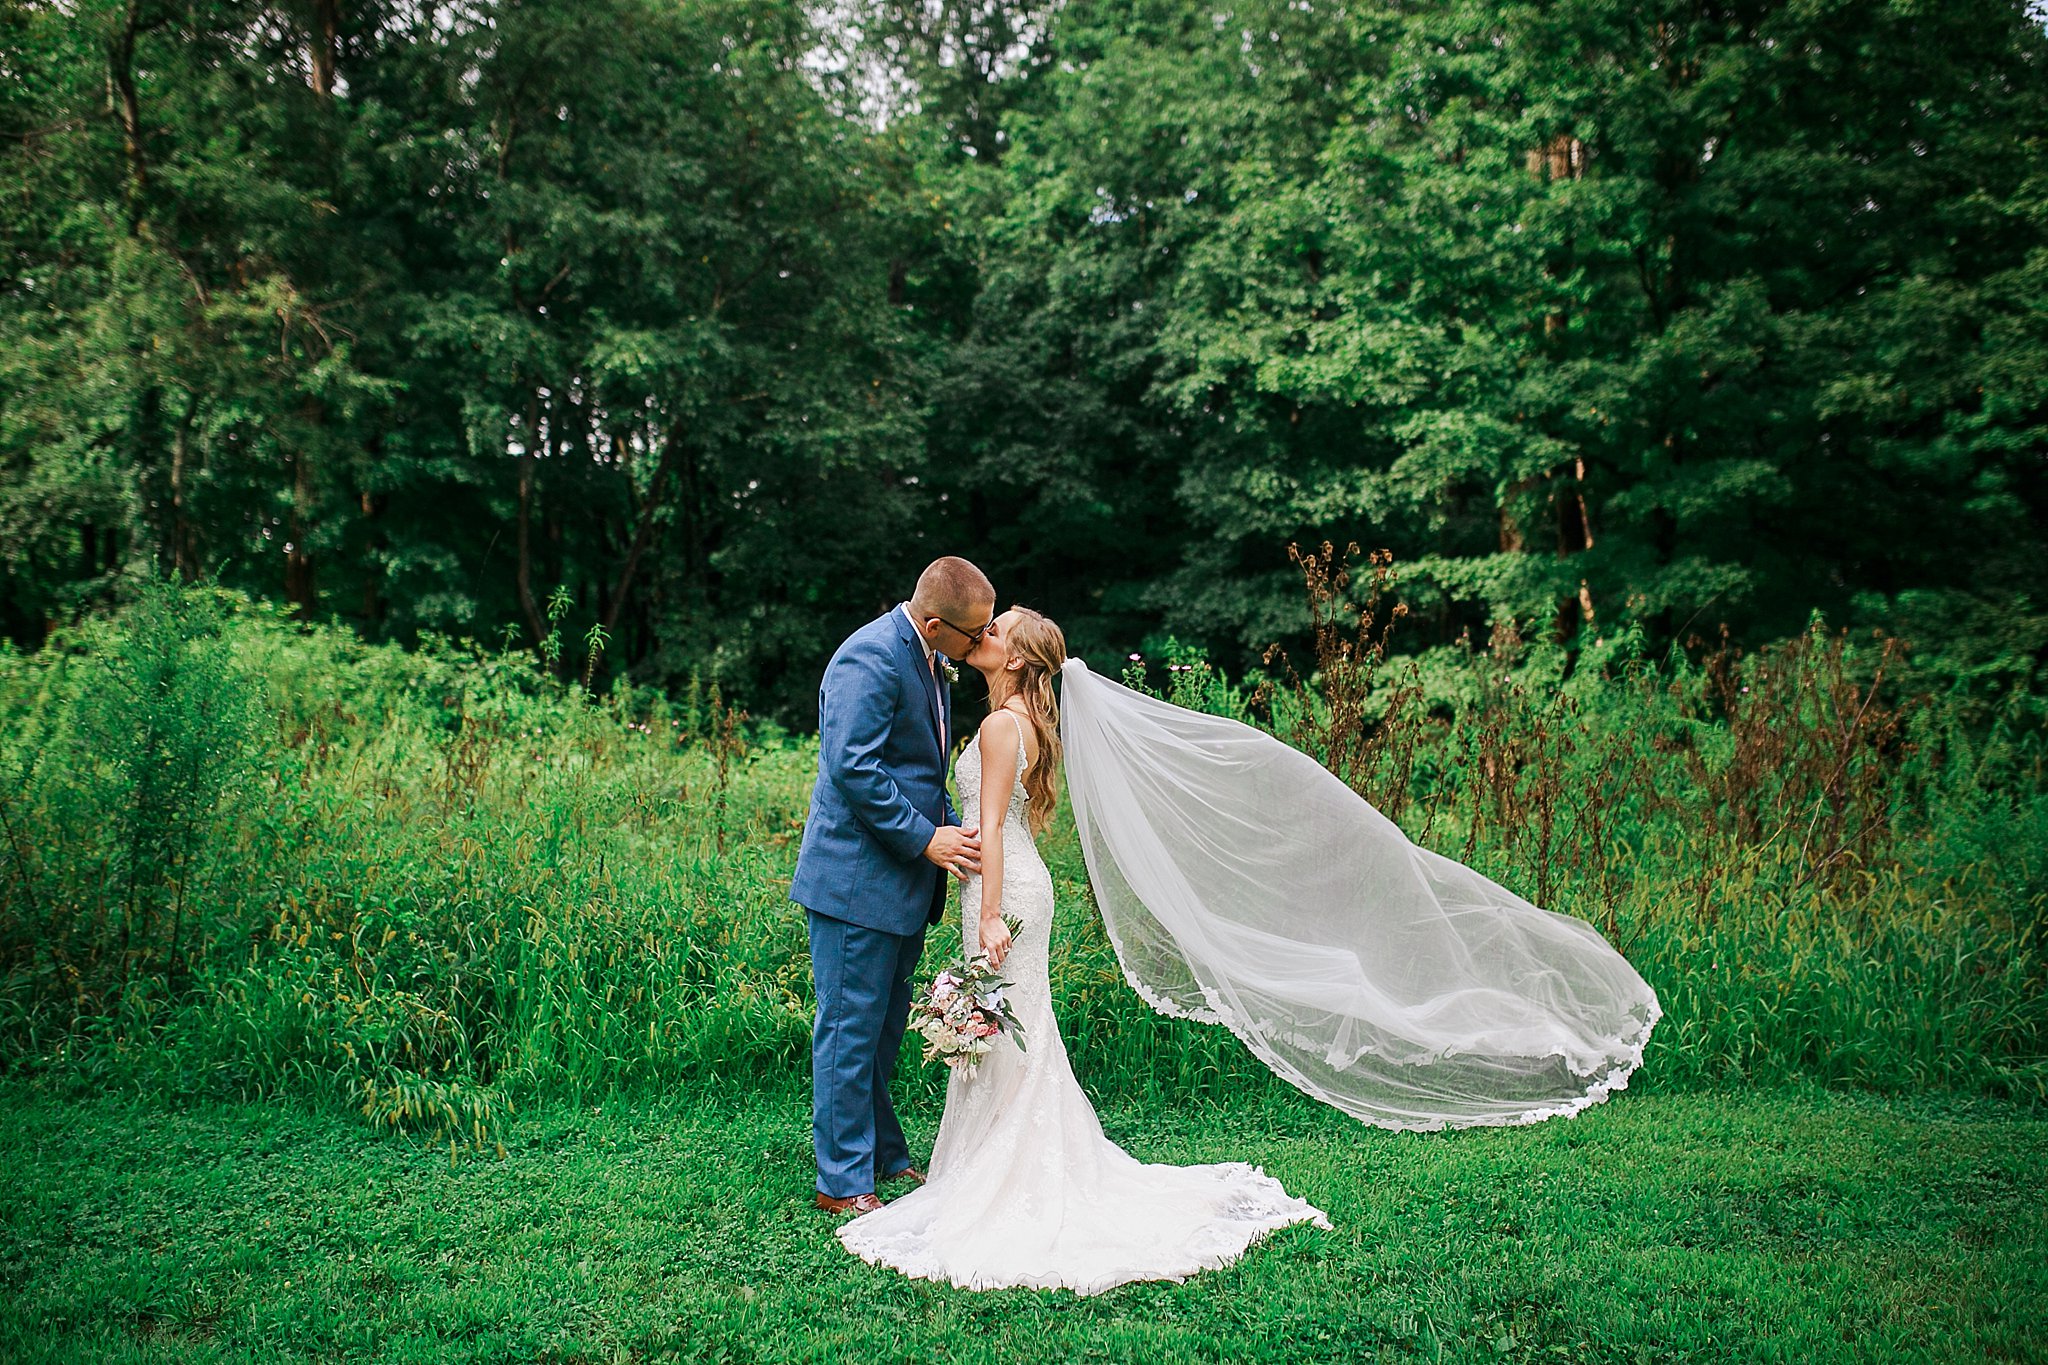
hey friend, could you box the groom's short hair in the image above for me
[912,557,995,619]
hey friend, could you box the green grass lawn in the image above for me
[2,1075,2040,1364]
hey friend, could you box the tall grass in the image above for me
[0,579,811,1157]
[1144,544,2048,1101]
[0,569,2041,1160]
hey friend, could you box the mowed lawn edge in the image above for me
[1,1075,2041,1365]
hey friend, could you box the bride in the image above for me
[836,605,1660,1294]
[834,606,1334,1295]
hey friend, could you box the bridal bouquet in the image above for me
[911,915,1029,1074]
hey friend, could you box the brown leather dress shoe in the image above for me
[881,1164,927,1186]
[814,1191,884,1215]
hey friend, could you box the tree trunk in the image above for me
[1526,131,1596,640]
[602,423,688,633]
[308,0,339,99]
[1498,473,1542,554]
[107,1,148,231]
[285,441,317,618]
[168,393,200,580]
[515,395,546,650]
[358,487,384,628]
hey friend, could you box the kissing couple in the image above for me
[789,555,1661,1296]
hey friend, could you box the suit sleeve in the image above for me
[820,643,939,864]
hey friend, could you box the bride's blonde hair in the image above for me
[995,606,1066,837]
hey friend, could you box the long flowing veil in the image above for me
[1057,656,1662,1131]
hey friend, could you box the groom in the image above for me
[791,556,994,1215]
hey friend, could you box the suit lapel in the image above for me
[893,605,945,754]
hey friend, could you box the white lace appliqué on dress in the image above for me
[834,712,1332,1295]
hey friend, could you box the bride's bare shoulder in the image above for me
[988,702,1037,768]
[976,708,1020,751]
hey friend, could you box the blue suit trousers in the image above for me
[808,908,927,1197]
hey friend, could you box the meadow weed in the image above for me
[1,570,2041,1159]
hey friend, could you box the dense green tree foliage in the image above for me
[4,0,2044,723]
[941,0,2048,671]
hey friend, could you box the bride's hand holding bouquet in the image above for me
[977,907,1013,970]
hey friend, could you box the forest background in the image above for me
[5,0,2046,725]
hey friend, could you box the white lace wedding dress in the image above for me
[835,711,1332,1295]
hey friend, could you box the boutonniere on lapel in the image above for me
[939,658,960,686]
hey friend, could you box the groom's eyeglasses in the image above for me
[931,611,995,647]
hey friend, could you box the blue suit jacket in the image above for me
[789,605,960,936]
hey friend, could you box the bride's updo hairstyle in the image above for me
[999,606,1066,837]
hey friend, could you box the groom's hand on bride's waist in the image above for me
[924,825,981,881]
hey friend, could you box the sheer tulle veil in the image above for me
[1056,655,1662,1131]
